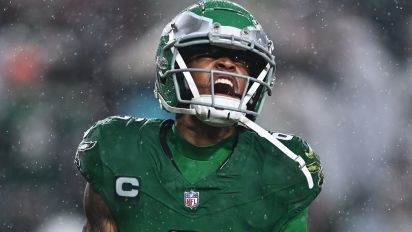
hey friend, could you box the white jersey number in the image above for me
[271,133,293,141]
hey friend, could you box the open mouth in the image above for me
[214,77,238,98]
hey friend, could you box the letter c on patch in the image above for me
[116,177,139,197]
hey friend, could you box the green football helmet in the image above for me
[154,0,276,126]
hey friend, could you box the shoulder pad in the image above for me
[271,132,324,188]
[82,116,147,138]
[74,119,103,186]
[75,116,149,183]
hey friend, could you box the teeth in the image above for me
[215,79,234,88]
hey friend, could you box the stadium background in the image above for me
[0,0,411,231]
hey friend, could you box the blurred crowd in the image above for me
[0,0,411,231]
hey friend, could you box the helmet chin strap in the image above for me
[238,116,314,189]
[174,50,313,184]
[159,54,313,188]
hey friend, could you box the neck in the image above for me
[175,114,236,146]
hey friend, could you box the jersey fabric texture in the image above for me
[166,124,235,184]
[75,116,323,232]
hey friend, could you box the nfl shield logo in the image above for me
[184,190,199,209]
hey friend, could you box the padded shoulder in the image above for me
[256,132,324,230]
[82,116,148,138]
[270,132,324,188]
[74,116,151,188]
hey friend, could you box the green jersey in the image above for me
[75,116,323,232]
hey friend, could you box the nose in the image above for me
[214,57,236,72]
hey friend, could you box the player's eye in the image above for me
[232,56,248,66]
[186,53,215,63]
[231,56,250,71]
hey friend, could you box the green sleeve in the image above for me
[279,208,308,232]
[75,116,149,190]
[74,122,104,190]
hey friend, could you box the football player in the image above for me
[75,1,323,231]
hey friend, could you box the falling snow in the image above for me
[0,0,412,232]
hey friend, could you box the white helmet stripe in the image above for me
[175,50,200,98]
[242,63,270,108]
